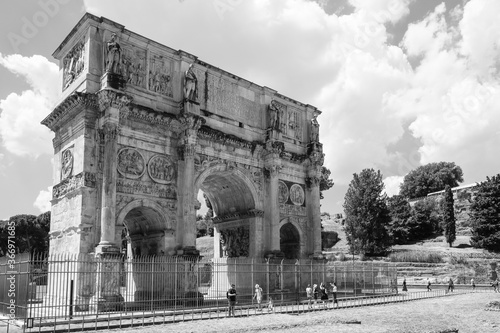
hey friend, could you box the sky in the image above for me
[0,0,499,220]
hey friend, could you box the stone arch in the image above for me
[195,164,262,216]
[117,199,174,256]
[279,217,305,259]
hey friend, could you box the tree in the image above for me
[343,169,391,255]
[319,166,334,199]
[400,162,464,199]
[443,185,456,247]
[0,212,50,256]
[386,195,412,244]
[470,174,500,252]
[406,198,442,242]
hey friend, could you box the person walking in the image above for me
[313,284,319,308]
[226,284,237,316]
[320,282,329,308]
[427,279,432,292]
[402,278,408,292]
[448,278,454,293]
[470,278,476,291]
[305,284,313,309]
[253,284,263,311]
[331,282,338,308]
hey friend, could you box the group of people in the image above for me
[305,282,338,309]
[226,283,275,317]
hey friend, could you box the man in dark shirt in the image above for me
[227,284,237,316]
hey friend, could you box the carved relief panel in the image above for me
[61,146,74,180]
[272,101,303,141]
[121,45,147,89]
[279,180,306,216]
[287,106,303,141]
[63,39,85,90]
[220,226,250,258]
[148,54,173,98]
[117,148,146,179]
[148,155,176,184]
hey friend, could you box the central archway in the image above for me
[195,164,261,258]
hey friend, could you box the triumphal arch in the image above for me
[42,13,325,261]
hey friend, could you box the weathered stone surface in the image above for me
[43,12,329,308]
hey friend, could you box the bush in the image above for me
[388,251,443,263]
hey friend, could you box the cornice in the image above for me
[41,92,98,131]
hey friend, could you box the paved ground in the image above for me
[3,291,500,333]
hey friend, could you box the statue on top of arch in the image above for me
[184,63,198,101]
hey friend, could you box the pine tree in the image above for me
[443,185,456,247]
[470,174,500,252]
[343,169,391,255]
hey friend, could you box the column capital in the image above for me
[177,143,197,161]
[98,122,120,142]
[97,89,133,112]
[306,176,321,189]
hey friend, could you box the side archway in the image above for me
[279,218,305,259]
[117,199,174,256]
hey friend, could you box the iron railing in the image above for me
[0,253,397,331]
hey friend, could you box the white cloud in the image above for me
[0,53,58,157]
[383,175,403,197]
[33,186,52,213]
[74,0,497,202]
[391,0,500,183]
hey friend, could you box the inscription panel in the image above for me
[207,73,261,127]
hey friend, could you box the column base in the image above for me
[89,294,124,313]
[95,243,120,255]
[182,246,200,257]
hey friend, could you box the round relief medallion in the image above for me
[289,184,305,206]
[61,148,73,180]
[148,155,176,184]
[278,181,289,204]
[117,148,145,179]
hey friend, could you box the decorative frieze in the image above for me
[279,203,307,216]
[120,106,176,127]
[213,209,264,223]
[116,178,176,199]
[197,126,258,151]
[63,39,85,90]
[53,172,96,199]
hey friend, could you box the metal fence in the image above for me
[0,253,397,330]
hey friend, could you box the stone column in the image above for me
[177,114,204,255]
[181,141,197,249]
[264,150,282,252]
[96,90,132,252]
[306,173,322,255]
[98,121,119,249]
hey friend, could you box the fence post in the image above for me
[266,259,270,301]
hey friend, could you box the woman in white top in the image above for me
[331,282,338,307]
[253,284,263,311]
